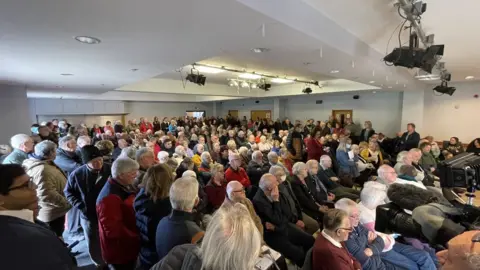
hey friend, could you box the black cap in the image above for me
[80,145,103,164]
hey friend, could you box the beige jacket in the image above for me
[23,158,71,222]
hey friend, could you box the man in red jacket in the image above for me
[96,157,140,270]
[225,153,251,188]
[139,117,153,134]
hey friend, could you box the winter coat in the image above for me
[23,158,71,222]
[151,244,202,270]
[2,148,29,165]
[204,180,226,213]
[337,149,359,178]
[306,138,324,162]
[54,148,82,176]
[246,160,271,187]
[387,183,451,211]
[345,225,386,270]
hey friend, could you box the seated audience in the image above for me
[336,137,358,187]
[398,123,421,152]
[267,151,289,175]
[225,153,251,188]
[135,148,156,189]
[238,146,250,169]
[253,173,314,267]
[23,140,70,236]
[0,164,77,270]
[443,136,464,156]
[157,151,169,164]
[161,139,175,157]
[312,209,362,270]
[172,145,186,165]
[151,203,261,270]
[436,230,480,270]
[271,165,320,234]
[191,144,204,168]
[198,152,213,185]
[2,134,34,165]
[134,164,174,270]
[360,141,383,170]
[55,135,82,176]
[65,145,110,268]
[318,155,360,201]
[247,150,271,187]
[306,159,335,203]
[419,142,437,172]
[286,124,305,162]
[336,198,437,270]
[466,138,480,154]
[279,148,293,175]
[96,158,140,269]
[155,175,203,261]
[0,144,12,163]
[351,144,375,187]
[112,139,128,161]
[204,163,226,213]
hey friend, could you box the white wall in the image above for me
[0,85,32,144]
[124,101,213,121]
[219,99,274,119]
[423,82,480,143]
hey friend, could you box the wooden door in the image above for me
[332,110,353,126]
[228,110,239,118]
[251,110,271,121]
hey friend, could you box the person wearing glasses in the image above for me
[335,198,437,270]
[0,164,76,270]
[312,209,361,270]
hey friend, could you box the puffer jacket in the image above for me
[387,183,451,211]
[23,158,71,222]
[151,244,202,270]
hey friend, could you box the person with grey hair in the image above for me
[270,165,320,235]
[2,134,34,165]
[247,150,270,187]
[76,135,92,158]
[157,151,169,164]
[318,155,360,201]
[253,173,314,267]
[155,176,203,261]
[135,147,156,189]
[235,130,247,148]
[119,146,137,160]
[111,138,128,161]
[23,140,71,236]
[191,143,204,167]
[198,151,213,185]
[267,151,289,175]
[172,145,186,165]
[54,135,82,176]
[96,157,139,269]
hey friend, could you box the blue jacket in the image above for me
[54,148,82,176]
[64,164,111,220]
[156,210,203,261]
[2,149,28,165]
[344,224,386,270]
[134,188,172,270]
[0,215,76,270]
[336,149,359,177]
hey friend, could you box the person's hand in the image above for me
[368,231,377,244]
[430,167,435,172]
[328,193,335,201]
[296,220,305,229]
[364,248,373,257]
[319,205,329,213]
[330,177,339,182]
[265,222,275,231]
[270,187,280,202]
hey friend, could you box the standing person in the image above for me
[114,120,124,134]
[103,121,114,134]
[359,121,375,143]
[23,140,70,236]
[64,145,111,268]
[286,124,305,162]
[139,118,153,134]
[152,117,161,133]
[398,123,420,152]
[306,130,325,162]
[134,164,174,270]
[0,164,77,270]
[2,134,34,165]
[55,136,82,176]
[96,158,140,270]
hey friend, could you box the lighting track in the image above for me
[192,63,319,86]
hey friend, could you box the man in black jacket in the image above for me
[246,151,270,187]
[64,145,111,268]
[318,155,359,201]
[306,160,335,203]
[398,123,421,152]
[253,174,314,267]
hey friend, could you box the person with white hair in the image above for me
[247,150,270,186]
[246,134,257,150]
[2,134,34,165]
[119,146,136,160]
[155,176,203,261]
[23,140,70,236]
[96,157,140,269]
[151,203,262,270]
[270,165,320,235]
[305,159,335,203]
[191,143,204,168]
[267,151,289,175]
[335,198,436,270]
[77,135,91,149]
[225,153,251,188]
[157,151,169,164]
[253,173,314,267]
[135,147,157,189]
[198,151,213,185]
[172,145,186,165]
[54,135,82,176]
[235,130,247,148]
[318,155,360,201]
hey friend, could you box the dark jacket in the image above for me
[317,166,340,190]
[198,162,212,186]
[345,225,386,270]
[399,131,420,151]
[306,174,329,203]
[111,147,122,161]
[253,188,289,236]
[114,124,124,134]
[246,160,271,187]
[96,178,140,264]
[54,148,82,176]
[156,210,203,261]
[359,129,375,142]
[278,180,303,223]
[0,215,77,270]
[387,183,451,211]
[290,175,323,221]
[64,164,111,220]
[204,180,226,213]
[134,188,172,270]
[151,244,202,270]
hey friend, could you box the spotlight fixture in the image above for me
[433,81,456,96]
[388,86,393,89]
[251,48,270,53]
[271,78,294,84]
[239,73,262,80]
[74,36,101,45]
[186,68,206,86]
[302,87,313,94]
[257,79,271,91]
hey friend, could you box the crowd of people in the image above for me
[1,115,480,270]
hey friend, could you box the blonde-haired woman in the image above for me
[134,164,174,270]
[227,139,239,156]
[360,141,384,170]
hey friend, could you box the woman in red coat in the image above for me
[306,130,325,161]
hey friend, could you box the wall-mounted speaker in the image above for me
[353,95,360,100]
[315,100,323,104]
[255,100,260,104]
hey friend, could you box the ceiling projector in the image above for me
[433,81,456,96]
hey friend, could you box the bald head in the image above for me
[226,181,246,202]
[377,165,397,185]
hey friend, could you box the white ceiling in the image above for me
[3,0,464,102]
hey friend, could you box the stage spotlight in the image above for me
[186,68,206,86]
[302,87,313,94]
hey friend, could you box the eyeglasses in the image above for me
[8,178,35,191]
[232,189,245,193]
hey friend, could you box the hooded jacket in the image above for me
[23,158,71,222]
[54,148,82,176]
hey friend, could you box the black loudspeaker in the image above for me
[353,95,360,100]
[255,100,260,104]
[316,100,323,104]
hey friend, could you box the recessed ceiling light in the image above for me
[251,48,270,53]
[369,80,375,84]
[271,78,293,84]
[330,70,340,74]
[372,91,377,94]
[465,76,475,80]
[74,36,101,45]
[193,66,224,74]
[239,73,261,79]
[60,73,74,76]
[388,86,393,89]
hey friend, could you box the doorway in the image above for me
[332,110,353,126]
[228,110,239,118]
[251,110,271,121]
